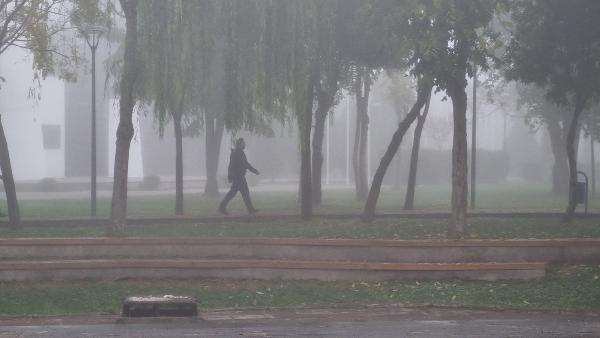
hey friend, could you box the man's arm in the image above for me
[243,152,260,175]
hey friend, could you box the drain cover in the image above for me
[122,295,198,317]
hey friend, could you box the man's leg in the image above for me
[219,181,239,214]
[239,177,258,213]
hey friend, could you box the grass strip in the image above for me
[2,217,600,239]
[0,265,598,316]
[4,184,600,219]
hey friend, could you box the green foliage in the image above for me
[70,0,114,32]
[505,0,600,109]
[137,0,196,133]
[135,0,285,136]
[385,72,417,119]
[0,0,85,82]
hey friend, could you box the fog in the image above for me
[1,45,588,194]
[0,9,595,207]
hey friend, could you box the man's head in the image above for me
[235,138,246,150]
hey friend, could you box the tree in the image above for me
[262,0,326,218]
[203,0,279,198]
[311,0,349,205]
[384,73,416,189]
[505,0,600,222]
[336,0,384,202]
[361,1,499,240]
[516,84,570,194]
[362,0,437,219]
[352,66,375,201]
[200,0,228,198]
[137,0,271,213]
[137,0,197,215]
[433,0,499,238]
[109,0,138,234]
[0,0,78,228]
[404,87,432,210]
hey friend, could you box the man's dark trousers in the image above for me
[219,176,255,211]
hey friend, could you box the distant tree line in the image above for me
[1,0,600,238]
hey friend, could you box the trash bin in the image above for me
[576,181,587,204]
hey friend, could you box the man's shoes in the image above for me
[218,207,229,215]
[249,208,260,215]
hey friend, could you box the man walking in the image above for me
[219,138,260,215]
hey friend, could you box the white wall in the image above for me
[0,48,65,180]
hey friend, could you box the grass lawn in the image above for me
[1,217,600,239]
[3,183,600,219]
[0,265,597,316]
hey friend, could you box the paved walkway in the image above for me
[1,306,599,337]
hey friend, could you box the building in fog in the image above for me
[0,44,143,181]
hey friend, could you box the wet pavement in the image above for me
[0,305,599,337]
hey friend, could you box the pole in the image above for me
[85,28,103,217]
[470,66,477,209]
[326,113,330,185]
[367,98,371,180]
[90,42,97,217]
[592,134,596,196]
[346,95,350,185]
[503,111,507,151]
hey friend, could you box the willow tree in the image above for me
[137,0,196,215]
[263,0,321,218]
[110,0,138,233]
[310,0,353,206]
[201,0,278,198]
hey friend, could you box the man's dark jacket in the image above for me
[228,148,258,182]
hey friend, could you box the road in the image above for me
[0,305,599,337]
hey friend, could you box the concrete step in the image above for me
[0,258,546,281]
[0,237,598,264]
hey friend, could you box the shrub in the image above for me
[139,175,161,191]
[37,177,58,192]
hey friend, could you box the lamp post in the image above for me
[470,65,477,209]
[83,26,105,217]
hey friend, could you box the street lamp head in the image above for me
[83,25,106,50]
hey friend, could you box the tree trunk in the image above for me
[403,93,431,210]
[300,100,314,219]
[364,79,432,219]
[311,79,338,205]
[358,96,369,200]
[448,86,469,238]
[300,65,317,219]
[546,117,569,194]
[0,115,20,228]
[353,67,370,201]
[109,0,138,235]
[312,107,327,205]
[564,97,586,222]
[204,114,224,197]
[352,91,362,197]
[173,114,184,215]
